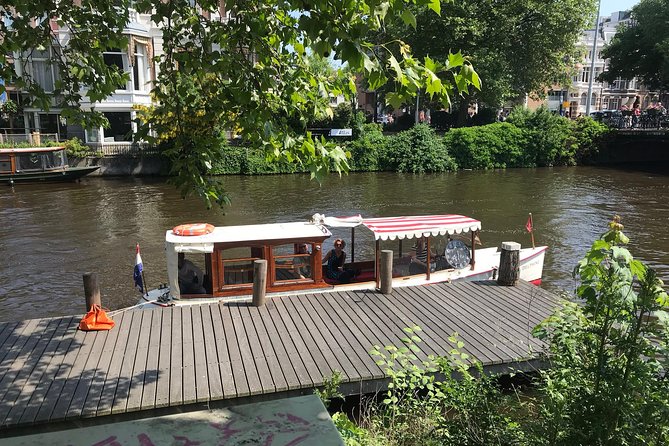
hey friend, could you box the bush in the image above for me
[63,137,99,158]
[332,328,527,446]
[444,122,525,169]
[533,217,669,445]
[430,110,456,131]
[380,124,457,173]
[332,103,353,128]
[347,123,386,171]
[570,116,610,164]
[506,106,572,166]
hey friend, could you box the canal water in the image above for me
[1,166,668,322]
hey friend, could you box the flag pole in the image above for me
[529,213,535,249]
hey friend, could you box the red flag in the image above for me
[525,215,533,233]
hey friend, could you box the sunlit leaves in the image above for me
[4,0,480,207]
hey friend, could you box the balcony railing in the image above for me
[0,132,59,145]
[86,142,160,157]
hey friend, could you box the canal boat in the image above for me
[0,146,99,184]
[140,214,547,307]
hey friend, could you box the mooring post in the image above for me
[497,242,521,286]
[83,272,102,310]
[252,259,267,307]
[379,249,393,295]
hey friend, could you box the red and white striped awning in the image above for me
[362,215,481,241]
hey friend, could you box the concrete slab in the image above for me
[4,395,343,446]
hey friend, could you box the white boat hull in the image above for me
[138,246,547,308]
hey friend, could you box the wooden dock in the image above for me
[0,280,559,433]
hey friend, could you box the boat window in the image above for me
[0,155,10,173]
[219,247,260,288]
[273,243,313,283]
[15,153,44,171]
[43,150,66,169]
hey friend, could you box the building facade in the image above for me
[546,10,657,117]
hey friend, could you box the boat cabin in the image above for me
[0,146,68,176]
[166,222,332,299]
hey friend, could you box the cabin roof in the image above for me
[0,146,65,154]
[165,221,331,247]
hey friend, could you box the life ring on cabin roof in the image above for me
[172,223,215,236]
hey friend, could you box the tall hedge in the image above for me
[505,106,572,166]
[380,124,457,173]
[444,122,525,169]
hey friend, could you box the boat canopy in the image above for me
[361,215,481,241]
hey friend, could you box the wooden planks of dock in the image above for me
[0,280,559,432]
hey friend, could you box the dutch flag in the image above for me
[133,243,144,294]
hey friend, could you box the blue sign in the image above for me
[0,79,6,103]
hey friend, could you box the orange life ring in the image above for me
[172,223,215,236]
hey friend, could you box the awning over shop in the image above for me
[361,214,481,241]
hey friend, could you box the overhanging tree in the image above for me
[0,0,480,207]
[376,0,595,125]
[600,0,669,93]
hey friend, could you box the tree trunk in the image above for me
[456,95,470,127]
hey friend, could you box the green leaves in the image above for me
[401,9,417,29]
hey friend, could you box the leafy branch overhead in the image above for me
[0,0,480,207]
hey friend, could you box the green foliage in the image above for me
[570,116,611,164]
[380,124,457,173]
[314,370,344,406]
[347,123,386,172]
[506,106,573,166]
[63,137,97,158]
[4,0,479,208]
[333,326,526,445]
[444,122,525,169]
[601,0,669,91]
[332,103,353,129]
[382,0,596,112]
[533,217,669,445]
[0,99,18,117]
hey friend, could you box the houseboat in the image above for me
[141,214,547,307]
[0,146,99,184]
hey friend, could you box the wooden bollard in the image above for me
[379,249,393,295]
[497,242,521,286]
[83,272,102,310]
[252,259,267,307]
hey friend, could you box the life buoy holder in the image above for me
[172,223,215,236]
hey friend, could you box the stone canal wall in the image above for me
[72,154,168,176]
[597,130,669,165]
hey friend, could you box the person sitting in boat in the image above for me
[178,253,206,294]
[409,235,437,275]
[323,239,354,283]
[293,243,311,279]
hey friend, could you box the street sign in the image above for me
[329,128,352,137]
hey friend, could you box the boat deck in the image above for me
[0,280,559,434]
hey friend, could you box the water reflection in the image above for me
[0,166,668,322]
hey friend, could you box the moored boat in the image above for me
[0,146,99,184]
[139,213,547,308]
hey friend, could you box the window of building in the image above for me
[132,43,150,92]
[103,48,129,90]
[29,47,60,92]
[548,90,564,102]
[580,93,587,105]
[103,112,133,141]
[580,69,590,83]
